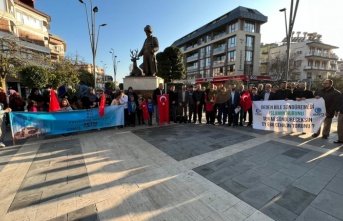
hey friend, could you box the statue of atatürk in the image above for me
[138,25,159,76]
[129,49,144,77]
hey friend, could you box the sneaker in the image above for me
[0,142,5,147]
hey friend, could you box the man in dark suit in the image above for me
[260,83,276,101]
[152,83,164,124]
[178,84,189,123]
[228,85,241,127]
[193,84,205,124]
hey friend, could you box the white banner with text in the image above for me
[252,98,326,133]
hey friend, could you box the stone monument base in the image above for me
[123,76,164,91]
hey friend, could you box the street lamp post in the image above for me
[116,60,120,82]
[78,0,106,88]
[279,0,299,81]
[109,49,117,83]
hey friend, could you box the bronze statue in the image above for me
[129,49,144,76]
[138,25,159,76]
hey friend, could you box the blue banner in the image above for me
[9,106,124,140]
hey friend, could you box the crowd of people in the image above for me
[0,78,342,148]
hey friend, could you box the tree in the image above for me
[0,36,51,89]
[19,65,50,88]
[105,81,116,91]
[49,58,80,88]
[78,69,94,87]
[269,53,300,81]
[311,76,343,93]
[156,46,185,82]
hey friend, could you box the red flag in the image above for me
[99,93,105,117]
[240,91,252,112]
[140,100,150,120]
[49,89,60,112]
[157,94,169,125]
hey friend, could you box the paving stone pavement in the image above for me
[0,121,342,221]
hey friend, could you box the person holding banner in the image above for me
[0,104,11,147]
[228,85,241,127]
[273,81,293,100]
[293,82,314,101]
[312,79,341,139]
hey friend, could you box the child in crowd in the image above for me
[137,92,145,125]
[146,97,154,126]
[28,101,38,112]
[59,98,73,112]
[127,95,137,127]
[59,98,73,136]
[205,88,216,125]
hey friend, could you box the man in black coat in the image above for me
[152,83,164,124]
[168,85,178,122]
[192,84,205,124]
[178,84,189,123]
[293,82,314,100]
[272,81,294,100]
[312,79,341,139]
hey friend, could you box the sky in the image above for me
[35,0,343,83]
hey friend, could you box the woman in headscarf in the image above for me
[9,92,26,111]
[27,88,44,111]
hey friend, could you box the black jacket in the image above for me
[315,87,341,118]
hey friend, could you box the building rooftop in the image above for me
[172,6,267,47]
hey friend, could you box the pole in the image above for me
[91,6,96,88]
[285,0,299,82]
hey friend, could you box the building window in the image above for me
[206,35,212,42]
[246,36,254,48]
[205,69,211,78]
[205,45,211,55]
[205,58,211,67]
[246,50,253,62]
[0,0,6,11]
[244,22,255,32]
[228,22,238,33]
[228,36,236,48]
[200,70,204,78]
[228,50,236,62]
[213,67,224,77]
[200,47,205,57]
[200,59,204,68]
[227,64,235,75]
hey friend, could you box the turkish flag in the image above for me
[157,94,169,125]
[99,93,105,117]
[49,89,60,112]
[240,91,252,112]
[140,100,150,120]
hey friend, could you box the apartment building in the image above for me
[172,6,270,85]
[0,0,66,92]
[267,32,339,82]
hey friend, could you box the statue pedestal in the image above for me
[123,76,164,91]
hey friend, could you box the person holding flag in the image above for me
[157,94,169,125]
[49,89,60,112]
[139,97,150,125]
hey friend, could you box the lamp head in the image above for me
[93,6,98,12]
[279,8,286,12]
[100,23,107,27]
[78,0,84,4]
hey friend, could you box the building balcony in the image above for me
[214,33,226,40]
[186,54,198,62]
[187,66,198,71]
[305,51,339,60]
[303,66,338,72]
[213,46,226,55]
[213,60,225,67]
